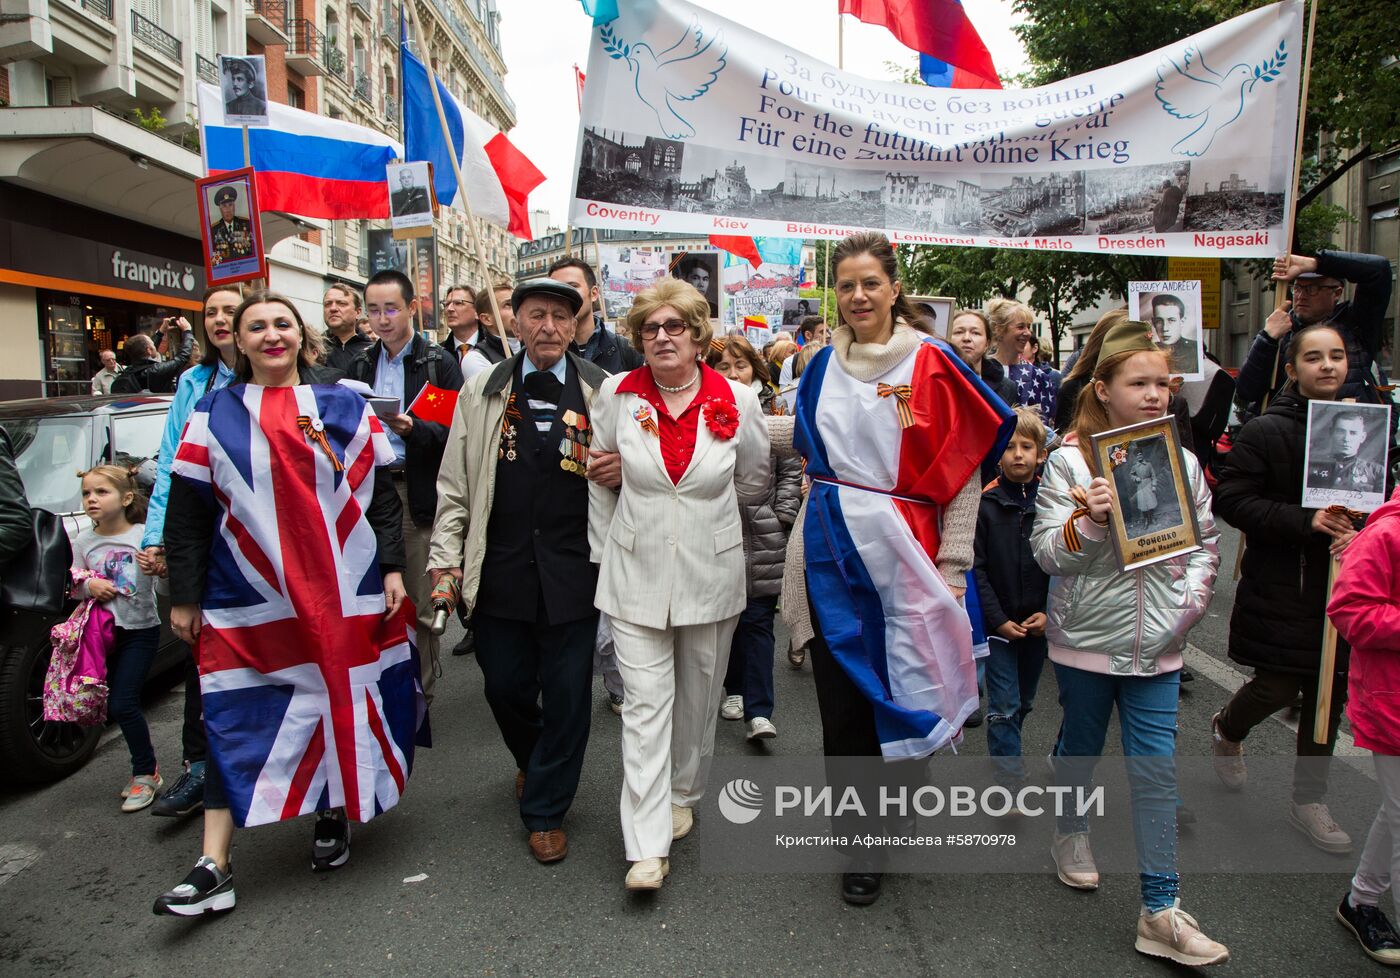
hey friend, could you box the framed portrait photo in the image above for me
[781,297,816,327]
[387,160,436,238]
[219,54,269,127]
[1129,280,1205,381]
[670,251,719,320]
[907,295,955,339]
[196,168,267,286]
[1089,415,1202,572]
[1302,400,1392,513]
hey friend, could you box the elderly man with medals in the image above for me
[428,279,609,864]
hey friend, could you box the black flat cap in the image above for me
[512,278,582,317]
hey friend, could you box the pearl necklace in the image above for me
[655,369,699,394]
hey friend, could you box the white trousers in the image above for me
[1351,753,1400,919]
[611,614,739,861]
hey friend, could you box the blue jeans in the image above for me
[108,625,160,777]
[1051,662,1181,912]
[724,594,777,720]
[984,634,1047,784]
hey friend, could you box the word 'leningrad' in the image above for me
[774,784,1106,819]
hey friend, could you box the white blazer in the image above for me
[588,372,771,629]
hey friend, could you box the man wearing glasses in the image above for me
[1236,250,1393,408]
[348,269,464,705]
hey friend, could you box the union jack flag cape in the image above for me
[173,383,424,827]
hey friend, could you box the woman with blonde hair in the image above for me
[987,297,1059,429]
[588,277,771,891]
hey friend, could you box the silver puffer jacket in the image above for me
[1031,442,1220,676]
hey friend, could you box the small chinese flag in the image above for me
[408,383,459,426]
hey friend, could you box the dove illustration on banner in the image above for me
[1154,41,1288,158]
[599,16,727,139]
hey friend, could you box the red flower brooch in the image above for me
[703,399,739,440]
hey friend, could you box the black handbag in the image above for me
[0,509,73,615]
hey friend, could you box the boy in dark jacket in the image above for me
[973,407,1051,788]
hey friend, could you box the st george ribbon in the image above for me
[570,0,1303,258]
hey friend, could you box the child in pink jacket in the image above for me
[1327,486,1400,965]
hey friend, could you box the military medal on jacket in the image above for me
[559,409,590,476]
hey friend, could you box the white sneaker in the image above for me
[1289,801,1353,854]
[1135,900,1230,966]
[746,717,777,740]
[121,773,163,813]
[1050,832,1099,890]
[720,695,743,721]
[671,803,693,840]
[625,857,669,891]
[1210,712,1246,790]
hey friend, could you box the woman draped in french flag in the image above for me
[769,233,1013,907]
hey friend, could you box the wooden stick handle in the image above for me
[1314,553,1340,745]
[407,1,510,357]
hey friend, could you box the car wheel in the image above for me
[0,636,101,783]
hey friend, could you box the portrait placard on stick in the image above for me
[387,160,436,239]
[1090,415,1202,572]
[1302,400,1391,513]
[1129,280,1205,381]
[196,167,267,286]
[219,55,268,127]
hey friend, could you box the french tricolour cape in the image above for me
[172,382,423,827]
[795,336,1012,758]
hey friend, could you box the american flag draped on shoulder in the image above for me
[172,382,424,828]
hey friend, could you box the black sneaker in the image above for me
[153,856,235,916]
[1337,893,1400,965]
[452,631,474,656]
[312,809,350,871]
[964,708,984,729]
[151,761,206,818]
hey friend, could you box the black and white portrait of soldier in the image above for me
[220,55,268,125]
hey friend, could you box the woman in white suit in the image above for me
[588,278,771,892]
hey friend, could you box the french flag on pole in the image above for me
[401,44,545,240]
[197,83,401,219]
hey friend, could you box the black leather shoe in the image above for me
[964,707,984,729]
[452,631,474,656]
[841,872,882,906]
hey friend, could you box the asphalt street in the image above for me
[0,524,1385,977]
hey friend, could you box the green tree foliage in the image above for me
[1012,0,1400,236]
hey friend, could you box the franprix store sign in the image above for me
[0,219,206,303]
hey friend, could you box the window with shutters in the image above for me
[193,0,213,57]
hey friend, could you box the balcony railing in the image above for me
[357,254,370,278]
[384,96,398,124]
[422,0,514,117]
[195,54,218,85]
[76,0,112,22]
[288,19,326,68]
[329,245,350,270]
[323,41,347,81]
[131,11,181,61]
[353,76,371,103]
[350,0,372,18]
[249,0,288,34]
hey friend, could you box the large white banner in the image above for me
[571,0,1302,258]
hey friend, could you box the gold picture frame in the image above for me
[1089,415,1202,571]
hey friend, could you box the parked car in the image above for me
[0,394,184,783]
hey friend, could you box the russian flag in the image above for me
[401,44,545,240]
[197,83,401,219]
[838,0,1001,89]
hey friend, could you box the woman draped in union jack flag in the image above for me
[152,291,420,919]
[766,234,1014,907]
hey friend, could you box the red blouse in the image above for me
[616,364,734,485]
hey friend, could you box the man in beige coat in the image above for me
[428,278,610,866]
